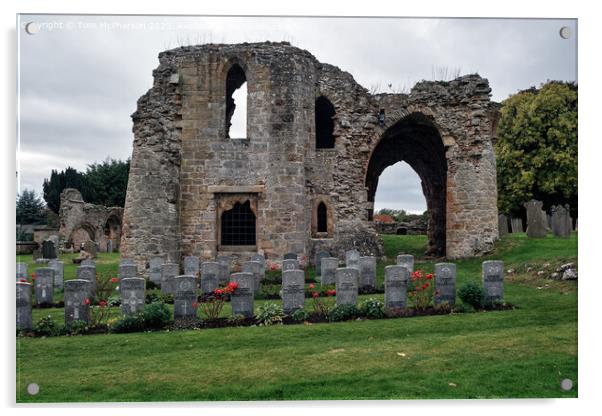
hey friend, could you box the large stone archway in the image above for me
[365,113,446,256]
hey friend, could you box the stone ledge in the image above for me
[208,185,264,194]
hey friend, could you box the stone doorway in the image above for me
[366,112,447,256]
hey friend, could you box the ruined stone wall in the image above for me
[121,42,499,274]
[58,188,124,251]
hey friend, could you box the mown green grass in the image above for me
[16,232,578,402]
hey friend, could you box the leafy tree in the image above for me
[495,81,577,217]
[16,189,46,225]
[42,158,130,213]
[84,158,130,207]
[43,167,87,213]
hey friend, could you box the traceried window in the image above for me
[315,96,335,149]
[220,200,256,246]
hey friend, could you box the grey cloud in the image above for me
[18,15,576,213]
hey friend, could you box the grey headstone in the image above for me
[551,205,571,238]
[119,264,138,280]
[396,254,414,273]
[83,240,97,258]
[174,275,197,318]
[76,265,97,295]
[120,277,145,315]
[16,262,28,281]
[161,263,179,294]
[42,240,57,259]
[250,254,266,276]
[335,267,359,306]
[482,260,504,303]
[48,260,64,290]
[200,262,219,294]
[359,256,377,288]
[230,272,254,318]
[64,279,91,326]
[107,239,113,253]
[16,282,33,330]
[120,258,135,266]
[345,249,360,270]
[81,259,96,267]
[320,257,338,286]
[384,265,409,309]
[242,261,263,293]
[498,214,509,237]
[282,259,299,272]
[183,256,200,277]
[149,256,164,284]
[216,256,230,284]
[314,250,329,276]
[282,269,305,314]
[510,217,523,233]
[524,200,547,238]
[434,263,456,306]
[32,248,42,261]
[283,252,298,260]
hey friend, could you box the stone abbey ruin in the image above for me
[120,42,500,272]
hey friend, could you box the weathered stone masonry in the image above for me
[121,42,499,274]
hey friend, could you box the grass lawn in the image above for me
[16,233,577,402]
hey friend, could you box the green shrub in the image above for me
[111,302,171,334]
[255,302,284,326]
[107,294,121,307]
[291,308,309,322]
[329,304,359,322]
[453,303,476,313]
[69,320,89,335]
[34,315,58,336]
[256,284,281,300]
[142,302,172,329]
[160,293,174,304]
[145,292,161,304]
[111,315,145,333]
[359,298,385,319]
[458,282,484,309]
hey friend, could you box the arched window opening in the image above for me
[315,96,335,149]
[317,202,328,233]
[221,200,256,246]
[226,64,247,139]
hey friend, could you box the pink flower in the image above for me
[309,283,315,289]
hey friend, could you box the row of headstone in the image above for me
[148,255,233,291]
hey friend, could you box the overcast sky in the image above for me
[17,15,577,213]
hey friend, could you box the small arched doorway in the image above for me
[69,223,96,251]
[366,112,447,256]
[104,215,122,251]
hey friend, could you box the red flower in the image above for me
[311,292,319,299]
[111,277,119,283]
[309,283,315,289]
[83,298,90,305]
[214,288,224,296]
[98,300,107,307]
[326,289,336,297]
[228,282,239,290]
[426,273,433,280]
[31,273,36,280]
[19,278,27,283]
[192,302,198,308]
